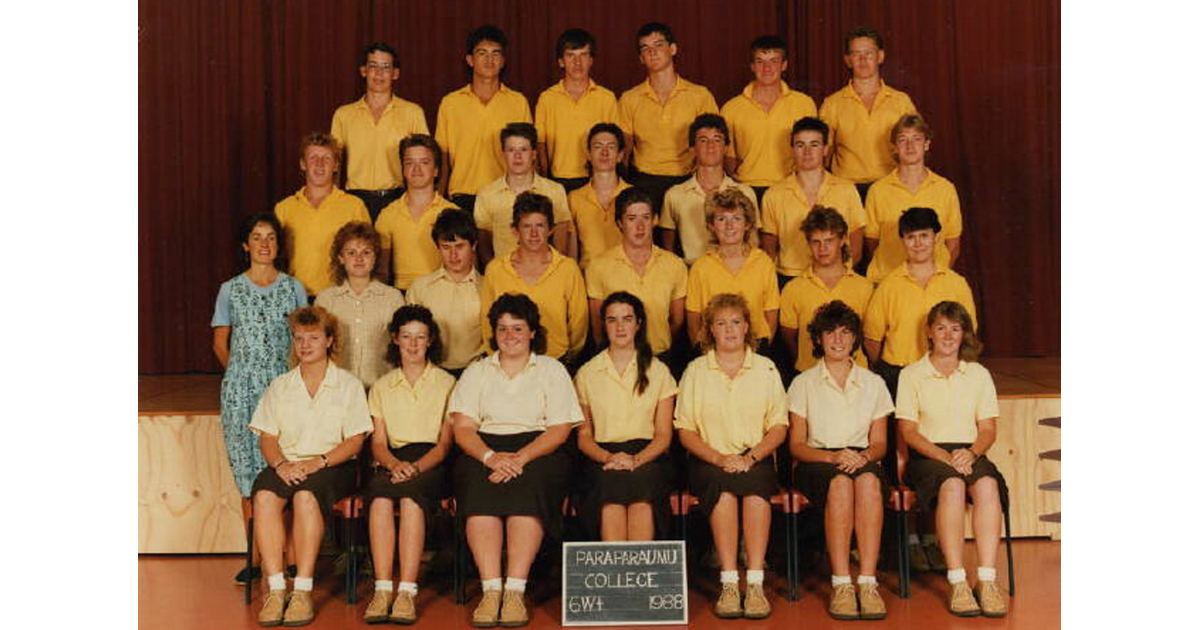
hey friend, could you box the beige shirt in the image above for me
[406,267,484,370]
[660,174,760,265]
[448,353,584,435]
[368,363,457,448]
[314,280,406,388]
[474,174,572,260]
[787,360,894,449]
[895,355,1000,444]
[249,363,373,460]
[575,353,678,443]
[673,351,788,455]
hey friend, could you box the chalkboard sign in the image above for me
[561,540,688,626]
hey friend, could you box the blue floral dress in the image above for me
[211,272,308,496]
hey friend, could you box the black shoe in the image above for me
[234,566,262,584]
[286,564,297,578]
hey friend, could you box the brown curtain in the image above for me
[139,0,1060,373]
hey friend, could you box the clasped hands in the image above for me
[486,451,528,483]
[275,458,323,486]
[602,452,643,471]
[945,448,977,475]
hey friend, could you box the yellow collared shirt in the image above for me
[818,80,918,183]
[660,175,760,265]
[864,168,963,283]
[406,267,484,370]
[368,362,457,448]
[480,248,588,360]
[674,350,788,455]
[779,269,874,371]
[720,82,818,186]
[374,192,460,289]
[474,174,572,260]
[895,354,1000,444]
[863,264,977,367]
[274,187,371,295]
[761,172,866,276]
[575,353,678,443]
[435,84,532,196]
[534,80,620,179]
[448,352,583,435]
[618,77,719,176]
[584,245,688,355]
[685,248,780,341]
[569,179,631,269]
[249,363,374,460]
[313,280,407,388]
[787,360,893,449]
[330,95,430,191]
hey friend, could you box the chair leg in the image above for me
[454,516,466,605]
[898,510,911,599]
[245,516,254,605]
[1003,504,1015,596]
[786,511,799,601]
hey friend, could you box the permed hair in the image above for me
[806,300,864,359]
[385,304,444,367]
[487,293,548,355]
[329,221,385,285]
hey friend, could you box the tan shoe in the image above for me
[257,589,287,627]
[975,580,1008,618]
[471,589,502,628]
[828,582,859,620]
[363,589,393,624]
[499,589,529,627]
[714,583,743,618]
[743,583,771,619]
[390,590,417,624]
[948,581,981,617]
[282,590,314,626]
[857,582,887,620]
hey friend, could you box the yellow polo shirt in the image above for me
[585,245,688,355]
[569,179,631,269]
[818,80,918,183]
[480,248,588,360]
[787,360,894,449]
[448,352,583,435]
[534,80,620,179]
[779,269,874,371]
[374,192,460,289]
[864,168,963,283]
[368,362,457,448]
[895,354,1000,444]
[249,363,374,460]
[474,175,572,260]
[660,175,759,265]
[863,264,977,367]
[406,267,484,370]
[760,172,866,276]
[435,84,532,196]
[330,95,430,191]
[674,350,788,455]
[274,187,371,295]
[618,77,719,176]
[720,82,818,186]
[685,248,780,342]
[575,353,678,443]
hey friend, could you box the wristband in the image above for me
[481,450,495,464]
[272,458,286,469]
[319,454,329,468]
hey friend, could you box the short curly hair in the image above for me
[385,304,444,367]
[925,301,983,362]
[698,293,756,352]
[704,188,759,248]
[806,300,864,359]
[487,293,548,355]
[328,221,385,285]
[287,305,341,365]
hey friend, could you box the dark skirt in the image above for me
[362,443,449,516]
[250,461,357,513]
[688,456,778,517]
[792,448,885,511]
[576,439,675,539]
[904,442,1010,512]
[454,431,571,538]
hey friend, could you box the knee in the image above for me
[827,477,854,509]
[939,478,967,503]
[370,497,395,515]
[252,490,280,515]
[970,477,1001,505]
[855,474,882,500]
[292,491,321,514]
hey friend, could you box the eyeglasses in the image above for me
[365,62,395,73]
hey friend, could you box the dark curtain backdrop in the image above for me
[139,0,1060,374]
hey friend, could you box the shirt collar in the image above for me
[288,361,345,392]
[387,361,435,389]
[638,76,691,101]
[915,353,968,378]
[552,79,598,95]
[703,349,755,373]
[430,266,478,284]
[331,279,389,297]
[817,359,863,390]
[682,174,737,195]
[486,351,540,373]
[739,81,793,99]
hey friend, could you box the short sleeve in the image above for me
[330,107,346,143]
[473,195,491,232]
[551,185,572,225]
[974,368,1000,421]
[786,374,809,417]
[684,265,704,313]
[669,259,688,300]
[434,98,450,154]
[862,286,887,342]
[248,381,281,436]
[447,364,484,425]
[942,184,963,239]
[573,368,592,408]
[672,365,699,432]
[211,281,232,327]
[844,189,867,232]
[760,191,781,236]
[659,189,678,230]
[778,281,800,329]
[761,258,781,311]
[762,365,789,430]
[863,184,881,239]
[534,93,549,142]
[651,360,679,400]
[374,208,395,250]
[367,380,385,418]
[870,377,896,420]
[818,97,836,133]
[289,277,308,309]
[313,288,332,311]
[700,87,719,116]
[341,384,374,439]
[541,360,584,426]
[584,262,605,300]
[894,367,918,422]
[617,92,635,138]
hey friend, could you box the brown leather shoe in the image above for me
[857,582,887,620]
[975,580,1008,618]
[498,589,529,627]
[258,589,287,627]
[363,589,392,624]
[828,582,859,620]
[471,589,502,628]
[714,583,743,618]
[743,583,771,619]
[282,590,315,626]
[949,581,981,617]
[390,590,417,624]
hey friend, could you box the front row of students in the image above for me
[245,289,1004,627]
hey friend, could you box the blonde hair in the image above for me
[698,293,755,352]
[287,306,342,366]
[703,188,759,249]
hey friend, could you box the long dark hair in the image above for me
[598,291,653,395]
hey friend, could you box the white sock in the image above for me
[720,570,739,585]
[481,578,503,592]
[504,577,527,593]
[293,576,314,592]
[908,534,921,545]
[947,568,967,584]
[375,580,393,592]
[398,581,418,595]
[267,573,286,591]
[978,566,997,582]
[746,570,764,585]
[857,575,877,585]
[831,575,852,587]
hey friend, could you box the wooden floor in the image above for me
[138,540,1060,629]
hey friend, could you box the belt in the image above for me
[349,188,400,197]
